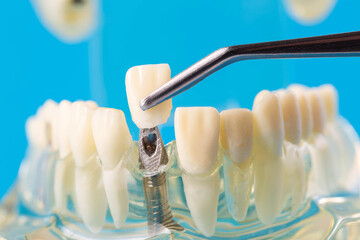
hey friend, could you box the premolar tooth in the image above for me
[25,116,48,149]
[175,107,220,237]
[57,100,72,159]
[125,64,172,129]
[220,109,254,221]
[288,85,313,140]
[278,90,302,145]
[318,84,338,122]
[252,91,284,225]
[308,89,326,134]
[37,99,58,149]
[92,107,132,228]
[69,101,107,233]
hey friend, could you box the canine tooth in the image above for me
[308,89,326,133]
[175,107,220,237]
[125,64,172,129]
[92,108,132,227]
[220,109,253,169]
[25,116,48,149]
[69,101,107,232]
[31,0,98,43]
[252,91,284,224]
[278,90,302,145]
[288,85,313,140]
[318,84,338,122]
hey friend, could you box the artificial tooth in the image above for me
[37,99,59,150]
[92,108,132,228]
[25,116,49,149]
[280,142,306,214]
[69,101,107,233]
[57,100,72,159]
[220,109,253,169]
[31,0,98,43]
[220,109,254,222]
[70,101,98,167]
[175,107,220,237]
[252,91,284,225]
[308,89,326,134]
[278,90,302,145]
[288,85,313,140]
[125,64,172,129]
[318,84,338,122]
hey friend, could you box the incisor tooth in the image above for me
[308,89,326,134]
[69,101,107,233]
[220,109,253,169]
[70,101,98,166]
[220,109,254,222]
[175,107,220,237]
[278,90,302,145]
[318,84,338,122]
[252,91,284,224]
[92,108,132,227]
[288,85,313,140]
[125,64,172,129]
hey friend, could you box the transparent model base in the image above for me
[1,118,360,239]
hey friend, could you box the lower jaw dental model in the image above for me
[1,64,360,239]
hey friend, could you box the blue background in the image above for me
[0,0,359,198]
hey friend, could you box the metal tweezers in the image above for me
[140,31,360,111]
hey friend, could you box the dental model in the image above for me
[31,0,98,43]
[92,107,132,228]
[220,109,254,222]
[175,107,220,237]
[252,91,284,224]
[69,101,108,233]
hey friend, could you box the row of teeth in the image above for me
[25,64,357,237]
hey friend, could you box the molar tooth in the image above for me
[252,91,284,225]
[69,101,107,233]
[125,64,172,129]
[220,109,254,222]
[288,85,313,140]
[175,107,220,237]
[92,107,132,228]
[278,90,302,145]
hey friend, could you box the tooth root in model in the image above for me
[175,107,220,237]
[281,142,306,214]
[70,101,107,233]
[220,108,254,222]
[252,91,285,225]
[92,107,133,228]
[125,64,172,129]
[53,100,75,213]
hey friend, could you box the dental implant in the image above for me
[139,127,183,236]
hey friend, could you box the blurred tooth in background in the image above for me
[283,0,337,25]
[31,0,99,43]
